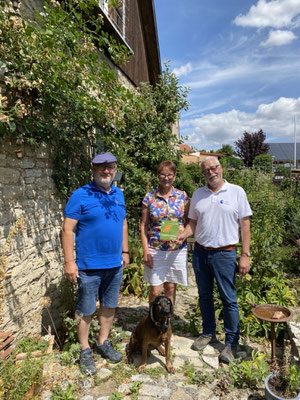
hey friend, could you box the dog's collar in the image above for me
[149,305,170,333]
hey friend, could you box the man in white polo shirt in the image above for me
[177,156,252,363]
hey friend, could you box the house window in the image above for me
[99,0,126,40]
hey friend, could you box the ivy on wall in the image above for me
[0,0,189,232]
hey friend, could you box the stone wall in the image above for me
[0,138,65,337]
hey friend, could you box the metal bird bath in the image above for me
[252,304,293,365]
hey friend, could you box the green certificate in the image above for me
[160,220,179,240]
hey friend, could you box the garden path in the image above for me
[39,265,278,400]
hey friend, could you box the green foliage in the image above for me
[108,392,123,400]
[253,153,272,173]
[175,161,205,197]
[184,305,202,336]
[285,365,300,396]
[121,238,149,298]
[0,0,189,232]
[60,278,77,316]
[51,384,78,400]
[228,350,270,388]
[130,381,142,400]
[216,144,235,157]
[60,343,81,366]
[109,324,130,348]
[180,361,218,385]
[144,366,167,379]
[0,354,44,400]
[275,164,291,178]
[62,314,100,351]
[15,336,49,354]
[220,155,244,170]
[110,361,135,385]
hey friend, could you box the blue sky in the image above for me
[153,0,300,151]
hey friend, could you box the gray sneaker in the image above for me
[219,344,237,363]
[191,334,217,351]
[95,340,122,363]
[80,348,97,375]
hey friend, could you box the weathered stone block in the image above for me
[25,168,42,178]
[0,167,21,184]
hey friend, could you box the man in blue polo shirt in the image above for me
[62,152,129,375]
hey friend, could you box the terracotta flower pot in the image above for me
[265,373,300,400]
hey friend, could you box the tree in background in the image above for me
[234,130,269,167]
[216,144,235,157]
[217,144,243,170]
[253,153,273,173]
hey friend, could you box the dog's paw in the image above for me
[166,364,175,374]
[138,364,146,373]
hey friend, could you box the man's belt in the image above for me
[196,242,235,251]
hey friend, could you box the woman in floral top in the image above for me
[140,160,189,304]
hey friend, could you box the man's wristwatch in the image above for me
[241,251,250,257]
[122,251,129,254]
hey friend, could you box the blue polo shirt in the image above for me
[64,181,126,270]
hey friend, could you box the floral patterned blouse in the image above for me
[142,187,189,251]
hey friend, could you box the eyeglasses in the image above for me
[159,173,175,178]
[202,165,220,175]
[95,164,116,172]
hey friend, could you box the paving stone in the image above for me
[118,382,132,394]
[131,374,154,383]
[91,381,116,397]
[197,385,219,400]
[202,345,219,369]
[170,388,194,400]
[97,367,113,379]
[139,384,172,398]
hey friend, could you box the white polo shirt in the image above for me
[189,180,252,248]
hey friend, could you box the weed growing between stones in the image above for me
[109,361,136,386]
[15,336,50,355]
[0,351,45,399]
[180,361,218,385]
[144,366,168,380]
[228,350,270,389]
[108,392,123,400]
[130,381,142,400]
[50,383,78,400]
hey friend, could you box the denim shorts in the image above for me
[76,267,123,316]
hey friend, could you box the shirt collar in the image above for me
[204,179,228,194]
[154,187,176,199]
[91,181,116,194]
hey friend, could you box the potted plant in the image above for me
[264,342,300,400]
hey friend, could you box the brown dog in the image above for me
[126,295,175,373]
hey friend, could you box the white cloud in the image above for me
[183,57,300,91]
[181,97,300,149]
[261,29,297,46]
[172,62,193,77]
[234,0,300,29]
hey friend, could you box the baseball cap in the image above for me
[92,152,117,164]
